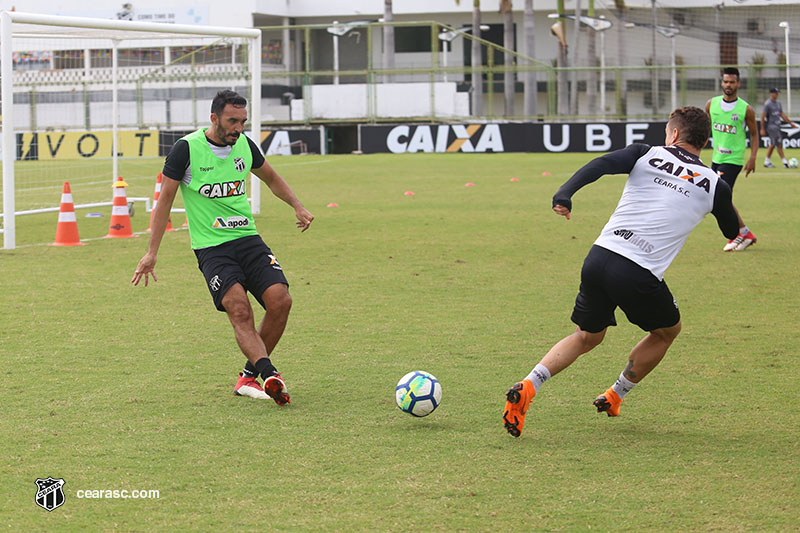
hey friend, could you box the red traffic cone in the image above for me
[51,182,86,246]
[148,173,174,232]
[105,177,137,238]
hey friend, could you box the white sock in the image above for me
[765,158,771,164]
[611,373,637,400]
[525,363,551,393]
[739,226,749,236]
[782,158,788,164]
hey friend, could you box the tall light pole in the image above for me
[329,21,342,85]
[656,25,680,111]
[438,25,489,83]
[327,20,373,85]
[548,13,612,115]
[780,21,791,116]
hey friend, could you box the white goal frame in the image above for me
[1,11,262,249]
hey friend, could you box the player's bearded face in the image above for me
[721,75,739,97]
[214,104,247,145]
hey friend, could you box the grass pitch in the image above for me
[2,152,799,530]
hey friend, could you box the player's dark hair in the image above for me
[722,67,740,80]
[668,106,710,149]
[211,90,247,116]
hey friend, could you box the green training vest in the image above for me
[180,129,257,249]
[709,95,749,165]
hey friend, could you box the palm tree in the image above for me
[556,0,568,115]
[615,0,627,117]
[471,0,483,116]
[523,0,537,116]
[455,0,483,116]
[569,0,583,116]
[383,0,395,82]
[500,0,514,116]
[586,0,598,115]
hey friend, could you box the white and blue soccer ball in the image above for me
[788,157,799,169]
[395,371,442,417]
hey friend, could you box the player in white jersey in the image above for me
[503,106,739,437]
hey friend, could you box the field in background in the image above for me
[1,152,798,530]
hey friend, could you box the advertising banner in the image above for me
[361,122,800,154]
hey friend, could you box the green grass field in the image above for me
[2,152,799,530]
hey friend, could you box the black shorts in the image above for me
[194,235,289,312]
[571,246,680,333]
[711,162,743,190]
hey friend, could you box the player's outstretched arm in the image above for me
[551,143,648,221]
[131,176,180,286]
[251,160,315,232]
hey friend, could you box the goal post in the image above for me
[1,11,261,249]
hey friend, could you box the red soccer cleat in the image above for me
[263,373,291,406]
[234,373,269,400]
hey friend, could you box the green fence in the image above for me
[257,20,798,124]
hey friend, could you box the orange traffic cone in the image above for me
[148,173,174,232]
[51,182,86,246]
[105,177,137,239]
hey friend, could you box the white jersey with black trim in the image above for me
[593,145,721,280]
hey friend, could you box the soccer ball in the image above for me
[788,158,799,168]
[395,371,442,417]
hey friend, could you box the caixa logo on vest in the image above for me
[199,180,246,199]
[35,477,66,511]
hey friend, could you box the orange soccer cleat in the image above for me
[593,387,623,417]
[503,379,536,438]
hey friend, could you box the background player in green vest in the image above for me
[704,67,759,251]
[131,90,314,405]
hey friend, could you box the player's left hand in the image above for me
[553,204,571,220]
[744,158,756,177]
[295,206,314,232]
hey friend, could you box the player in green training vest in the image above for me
[132,90,314,405]
[704,67,760,251]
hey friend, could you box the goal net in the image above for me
[1,11,261,249]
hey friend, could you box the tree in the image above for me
[471,0,483,116]
[383,0,395,82]
[569,0,583,116]
[523,0,537,116]
[555,0,568,115]
[456,0,483,116]
[586,0,598,115]
[615,0,627,116]
[500,0,514,116]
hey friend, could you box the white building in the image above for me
[1,0,798,123]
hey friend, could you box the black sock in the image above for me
[254,357,278,381]
[242,361,258,378]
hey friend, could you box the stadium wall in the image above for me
[8,122,798,159]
